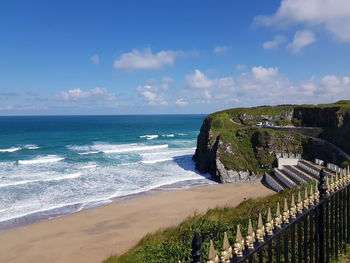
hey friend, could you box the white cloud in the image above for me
[58,87,116,102]
[90,55,100,65]
[184,66,350,106]
[0,105,49,111]
[175,98,188,106]
[186,69,214,89]
[255,0,350,42]
[213,46,231,55]
[251,66,278,80]
[186,69,236,103]
[136,84,167,105]
[114,48,183,71]
[287,30,316,53]
[319,75,350,94]
[263,35,286,49]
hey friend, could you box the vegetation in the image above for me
[206,106,310,174]
[330,245,350,263]
[204,101,350,174]
[103,185,311,263]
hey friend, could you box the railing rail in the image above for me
[187,166,350,263]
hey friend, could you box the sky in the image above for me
[1,0,350,115]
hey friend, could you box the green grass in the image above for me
[103,185,312,263]
[330,244,350,263]
[204,101,350,174]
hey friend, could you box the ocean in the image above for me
[0,115,214,230]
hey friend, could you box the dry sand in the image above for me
[0,182,274,263]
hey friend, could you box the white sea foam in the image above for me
[0,172,82,188]
[0,153,211,224]
[78,151,99,155]
[161,134,174,137]
[17,155,64,165]
[141,158,173,164]
[0,201,85,223]
[0,147,21,153]
[141,149,191,156]
[139,135,159,140]
[24,145,40,150]
[93,144,169,154]
[81,164,97,169]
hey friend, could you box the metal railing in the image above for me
[188,167,350,263]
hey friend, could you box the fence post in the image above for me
[190,233,203,263]
[318,169,328,263]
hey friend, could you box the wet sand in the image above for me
[0,182,274,263]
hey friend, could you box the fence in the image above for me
[188,167,350,263]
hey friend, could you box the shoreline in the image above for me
[0,181,274,263]
[0,177,216,232]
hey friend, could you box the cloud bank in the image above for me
[58,88,116,102]
[255,0,350,42]
[114,48,183,71]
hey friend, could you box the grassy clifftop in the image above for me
[194,101,350,182]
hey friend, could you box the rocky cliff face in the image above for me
[194,102,350,183]
[194,119,309,183]
[193,117,218,176]
[293,106,350,153]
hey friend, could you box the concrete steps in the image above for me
[283,165,310,184]
[265,159,335,192]
[297,160,320,178]
[264,173,288,192]
[284,165,314,182]
[274,168,297,189]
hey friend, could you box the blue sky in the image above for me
[1,0,350,115]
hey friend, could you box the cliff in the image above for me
[193,101,350,183]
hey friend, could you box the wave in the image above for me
[78,151,99,155]
[161,134,174,137]
[141,150,183,156]
[0,172,82,188]
[0,147,21,153]
[81,164,97,169]
[177,133,188,136]
[0,145,40,153]
[24,144,40,150]
[106,144,168,154]
[0,200,87,223]
[139,135,158,140]
[81,144,169,155]
[141,158,173,164]
[18,155,64,165]
[0,174,207,223]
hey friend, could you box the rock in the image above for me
[216,159,260,183]
[193,117,218,175]
[193,102,350,184]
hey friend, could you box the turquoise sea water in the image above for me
[0,115,213,228]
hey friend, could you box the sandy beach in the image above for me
[0,182,274,263]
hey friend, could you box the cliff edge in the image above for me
[193,101,350,183]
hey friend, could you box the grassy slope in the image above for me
[103,185,311,263]
[207,101,350,173]
[207,107,309,173]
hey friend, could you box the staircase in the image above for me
[265,159,335,192]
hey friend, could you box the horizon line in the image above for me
[0,113,209,117]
